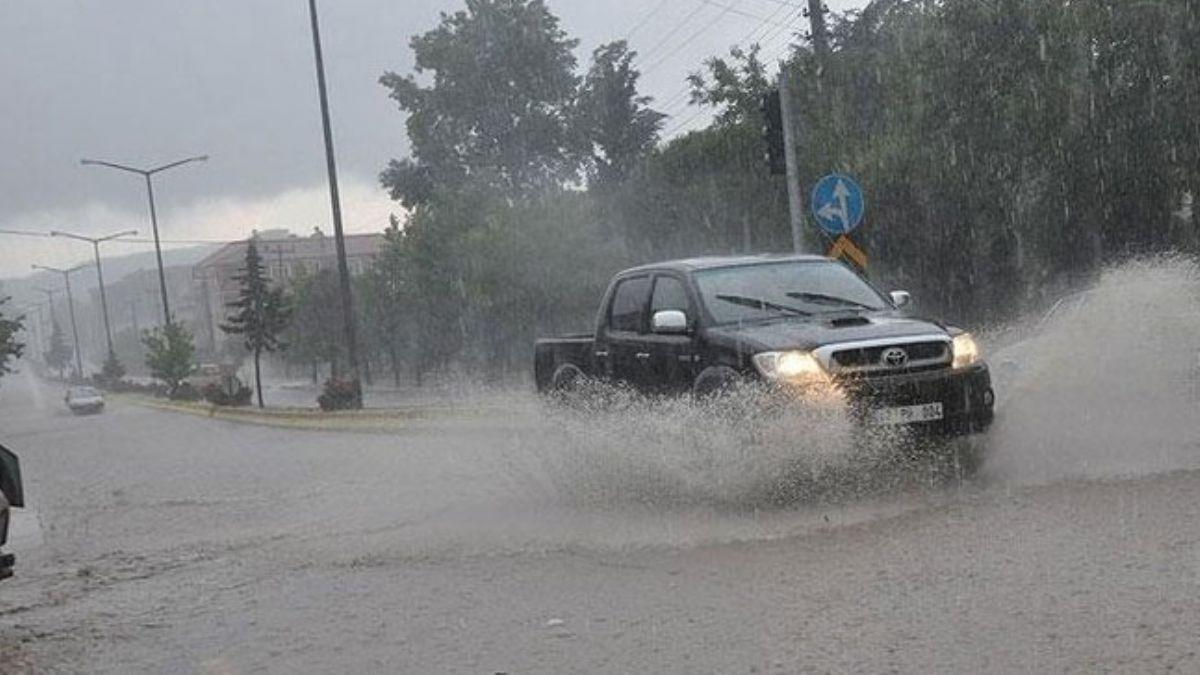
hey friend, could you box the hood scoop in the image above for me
[827,315,872,328]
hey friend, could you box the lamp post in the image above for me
[32,263,92,379]
[306,0,362,407]
[80,155,208,326]
[50,229,137,358]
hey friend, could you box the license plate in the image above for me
[869,402,944,425]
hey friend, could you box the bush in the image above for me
[169,382,201,401]
[317,378,361,411]
[202,382,253,407]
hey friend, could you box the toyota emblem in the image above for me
[881,347,909,368]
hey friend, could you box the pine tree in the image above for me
[220,239,292,408]
[43,316,71,379]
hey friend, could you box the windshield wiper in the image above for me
[785,291,876,310]
[715,294,810,317]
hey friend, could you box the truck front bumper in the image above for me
[839,363,995,436]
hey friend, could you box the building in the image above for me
[192,229,384,352]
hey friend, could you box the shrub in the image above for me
[169,382,201,401]
[202,382,253,407]
[317,378,361,411]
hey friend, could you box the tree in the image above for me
[143,322,196,395]
[285,268,345,383]
[99,352,126,385]
[0,297,24,384]
[361,216,415,387]
[43,316,71,379]
[686,44,772,128]
[574,40,666,188]
[379,0,582,206]
[221,239,293,408]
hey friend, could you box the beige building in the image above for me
[192,229,384,352]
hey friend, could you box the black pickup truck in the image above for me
[535,255,994,436]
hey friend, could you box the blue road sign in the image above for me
[811,173,866,236]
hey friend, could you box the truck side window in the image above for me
[609,276,651,333]
[651,276,689,314]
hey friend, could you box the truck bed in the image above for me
[534,334,595,392]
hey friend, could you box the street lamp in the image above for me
[31,263,92,379]
[80,155,208,326]
[50,229,137,359]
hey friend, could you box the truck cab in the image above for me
[535,254,994,436]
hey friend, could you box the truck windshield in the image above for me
[694,261,888,324]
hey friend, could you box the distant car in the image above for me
[65,386,105,415]
[0,444,23,581]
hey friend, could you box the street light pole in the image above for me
[80,155,208,326]
[306,0,362,406]
[32,264,91,379]
[50,229,137,358]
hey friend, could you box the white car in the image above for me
[65,386,105,415]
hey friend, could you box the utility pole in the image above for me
[50,229,137,359]
[33,264,91,378]
[307,0,362,407]
[806,0,830,59]
[778,62,806,253]
[81,155,208,326]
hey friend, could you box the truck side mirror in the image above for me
[652,310,689,334]
[889,290,912,308]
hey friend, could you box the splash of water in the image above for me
[985,254,1200,483]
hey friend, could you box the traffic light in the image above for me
[760,89,786,175]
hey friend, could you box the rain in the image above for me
[1,0,1199,672]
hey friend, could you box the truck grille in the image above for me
[824,339,951,377]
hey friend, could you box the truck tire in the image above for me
[550,363,587,395]
[693,366,743,399]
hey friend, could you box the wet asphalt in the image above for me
[2,370,1199,674]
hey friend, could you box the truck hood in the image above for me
[704,313,950,353]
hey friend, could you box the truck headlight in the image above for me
[753,350,826,382]
[952,333,980,369]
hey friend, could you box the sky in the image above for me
[0,0,865,281]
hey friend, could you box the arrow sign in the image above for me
[811,173,865,236]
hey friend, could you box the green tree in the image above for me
[574,40,666,188]
[99,352,126,385]
[361,216,416,387]
[285,268,345,382]
[379,0,582,207]
[143,322,196,395]
[221,239,293,408]
[686,44,772,128]
[43,316,71,379]
[0,297,24,384]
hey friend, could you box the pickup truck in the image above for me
[534,255,994,436]
[0,444,23,580]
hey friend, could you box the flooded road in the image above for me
[5,258,1200,674]
[2,368,1199,673]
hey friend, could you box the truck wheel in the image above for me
[549,364,587,397]
[693,366,742,399]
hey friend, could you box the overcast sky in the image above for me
[0,0,864,280]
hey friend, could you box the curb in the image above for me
[114,394,509,433]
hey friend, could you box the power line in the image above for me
[655,2,800,116]
[695,0,792,27]
[642,4,737,75]
[1,229,228,246]
[623,0,674,39]
[637,1,711,63]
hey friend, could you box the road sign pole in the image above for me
[778,62,806,254]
